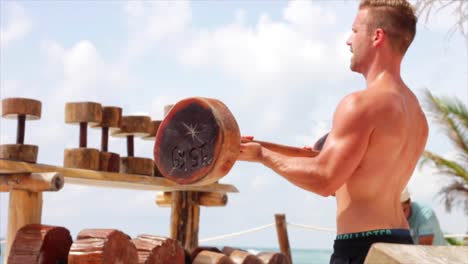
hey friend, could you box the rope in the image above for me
[199,223,275,243]
[199,222,337,243]
[287,222,336,233]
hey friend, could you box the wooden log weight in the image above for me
[143,120,162,141]
[256,252,291,264]
[143,120,163,177]
[8,224,72,264]
[112,115,154,176]
[0,98,42,163]
[63,102,102,170]
[193,250,234,264]
[91,106,122,172]
[222,247,263,264]
[154,97,318,185]
[0,144,38,163]
[68,229,138,264]
[132,234,185,264]
[228,250,263,264]
[156,191,227,207]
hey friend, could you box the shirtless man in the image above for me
[238,1,428,263]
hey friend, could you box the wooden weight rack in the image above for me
[0,98,238,262]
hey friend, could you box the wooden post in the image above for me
[275,214,292,264]
[5,189,43,262]
[170,191,200,253]
[3,172,64,263]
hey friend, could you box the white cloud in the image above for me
[179,2,347,91]
[123,1,191,62]
[41,40,132,104]
[150,95,177,120]
[283,0,336,33]
[177,1,351,139]
[0,2,32,49]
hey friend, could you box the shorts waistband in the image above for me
[335,229,410,240]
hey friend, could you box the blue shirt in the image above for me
[407,202,447,245]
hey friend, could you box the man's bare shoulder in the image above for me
[335,88,407,124]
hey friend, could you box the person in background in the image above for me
[401,188,447,245]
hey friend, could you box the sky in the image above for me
[0,0,467,251]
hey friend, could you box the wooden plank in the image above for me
[156,191,228,207]
[0,160,238,193]
[365,243,468,264]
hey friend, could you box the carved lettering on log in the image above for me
[157,103,220,183]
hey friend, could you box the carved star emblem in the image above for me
[182,122,203,143]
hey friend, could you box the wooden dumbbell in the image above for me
[154,98,318,185]
[112,115,154,176]
[143,120,163,177]
[0,98,42,163]
[91,106,122,172]
[63,102,102,170]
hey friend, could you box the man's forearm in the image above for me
[260,148,331,196]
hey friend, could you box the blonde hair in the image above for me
[359,0,417,54]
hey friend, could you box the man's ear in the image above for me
[373,28,385,46]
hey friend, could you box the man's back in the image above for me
[336,74,429,234]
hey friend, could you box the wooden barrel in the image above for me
[154,97,240,185]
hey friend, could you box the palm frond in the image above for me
[423,90,468,156]
[414,0,468,38]
[436,180,468,213]
[422,150,468,182]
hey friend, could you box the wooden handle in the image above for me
[250,140,319,158]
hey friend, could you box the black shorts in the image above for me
[330,229,413,264]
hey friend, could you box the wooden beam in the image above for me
[0,160,238,193]
[5,189,42,262]
[156,192,228,207]
[365,243,468,264]
[0,172,64,192]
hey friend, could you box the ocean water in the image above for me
[0,243,332,263]
[249,247,332,264]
